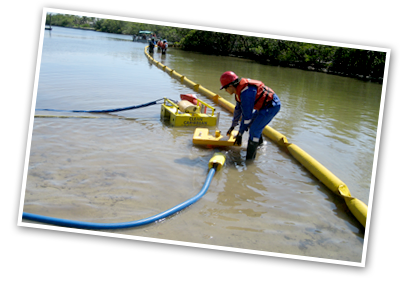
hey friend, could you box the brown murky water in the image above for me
[22,26,382,263]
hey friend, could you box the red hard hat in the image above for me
[220,71,238,90]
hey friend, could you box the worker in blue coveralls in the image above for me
[148,38,155,53]
[220,71,281,160]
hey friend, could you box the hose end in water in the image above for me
[209,152,226,171]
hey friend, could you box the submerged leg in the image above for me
[246,140,259,160]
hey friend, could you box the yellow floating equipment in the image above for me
[161,98,218,127]
[193,128,241,147]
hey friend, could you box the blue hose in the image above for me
[36,99,164,113]
[23,167,216,230]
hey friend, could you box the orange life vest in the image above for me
[235,78,275,110]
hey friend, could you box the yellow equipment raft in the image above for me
[145,46,368,228]
[161,97,218,127]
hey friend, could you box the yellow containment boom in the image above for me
[193,128,241,147]
[145,46,368,228]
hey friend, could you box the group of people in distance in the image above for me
[148,36,168,54]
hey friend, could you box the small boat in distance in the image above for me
[133,31,154,42]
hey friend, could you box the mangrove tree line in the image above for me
[46,13,386,82]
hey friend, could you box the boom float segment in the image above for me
[145,46,368,228]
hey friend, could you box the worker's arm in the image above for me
[231,101,242,128]
[238,86,256,134]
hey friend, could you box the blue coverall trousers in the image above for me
[248,94,281,143]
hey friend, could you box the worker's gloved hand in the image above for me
[234,133,242,146]
[227,126,235,136]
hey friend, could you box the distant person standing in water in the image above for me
[220,71,281,160]
[148,38,155,53]
[161,39,168,54]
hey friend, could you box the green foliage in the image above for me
[181,31,386,81]
[180,30,239,54]
[94,19,126,33]
[45,13,386,82]
[329,48,386,79]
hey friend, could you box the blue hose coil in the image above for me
[23,167,216,230]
